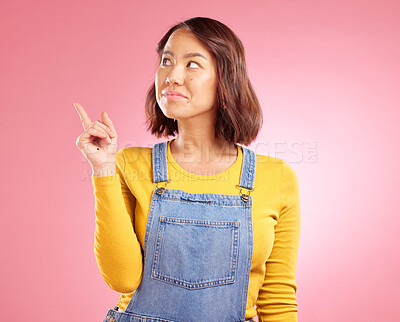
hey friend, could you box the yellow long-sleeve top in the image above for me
[91,139,301,321]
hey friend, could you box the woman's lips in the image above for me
[164,93,187,100]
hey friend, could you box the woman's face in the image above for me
[155,28,218,121]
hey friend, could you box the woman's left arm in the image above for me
[256,161,301,322]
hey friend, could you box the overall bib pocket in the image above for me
[151,216,240,289]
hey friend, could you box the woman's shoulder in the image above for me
[254,153,299,200]
[255,152,298,179]
[255,152,285,170]
[255,153,284,163]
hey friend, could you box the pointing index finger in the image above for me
[74,102,92,130]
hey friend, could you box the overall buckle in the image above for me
[235,184,254,202]
[155,179,171,195]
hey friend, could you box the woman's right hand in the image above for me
[74,102,118,175]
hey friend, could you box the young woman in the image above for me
[75,17,300,322]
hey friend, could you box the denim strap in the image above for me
[152,141,169,183]
[238,146,256,191]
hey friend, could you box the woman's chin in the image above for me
[159,106,189,120]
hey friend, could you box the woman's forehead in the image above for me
[163,29,210,57]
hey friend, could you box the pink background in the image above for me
[1,0,399,321]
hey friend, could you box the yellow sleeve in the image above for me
[256,161,301,321]
[91,148,143,293]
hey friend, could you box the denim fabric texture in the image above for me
[103,141,257,322]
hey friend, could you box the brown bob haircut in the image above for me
[145,17,263,146]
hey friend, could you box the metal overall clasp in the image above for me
[156,179,171,195]
[235,184,254,202]
[107,314,116,322]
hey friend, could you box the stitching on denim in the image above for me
[244,148,250,188]
[107,308,176,321]
[160,141,167,182]
[151,217,164,280]
[126,191,159,312]
[241,204,254,319]
[240,148,256,191]
[160,216,240,227]
[152,143,156,183]
[239,147,247,189]
[150,274,236,290]
[152,191,253,206]
[153,141,169,184]
[153,197,249,207]
[143,190,158,259]
[151,217,239,289]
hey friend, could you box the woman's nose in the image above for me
[166,66,184,85]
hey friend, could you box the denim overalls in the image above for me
[103,141,257,322]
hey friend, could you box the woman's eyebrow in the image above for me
[162,49,208,60]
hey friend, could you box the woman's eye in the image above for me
[161,58,199,68]
[188,61,200,68]
[162,58,171,65]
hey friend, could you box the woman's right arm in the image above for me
[73,102,143,293]
[91,148,143,293]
